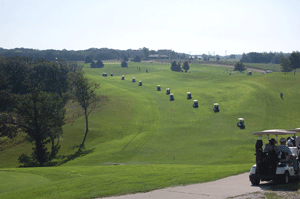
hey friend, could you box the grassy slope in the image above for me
[1,62,300,198]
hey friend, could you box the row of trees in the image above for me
[240,52,288,64]
[0,56,100,166]
[170,61,190,72]
[0,47,187,62]
[280,51,300,75]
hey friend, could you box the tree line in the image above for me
[279,51,300,75]
[0,47,187,62]
[240,52,289,64]
[0,56,100,166]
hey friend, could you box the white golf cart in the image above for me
[249,129,300,185]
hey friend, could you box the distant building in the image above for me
[148,54,169,59]
[189,55,202,59]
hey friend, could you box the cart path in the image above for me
[99,172,274,199]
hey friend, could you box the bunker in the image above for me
[187,92,192,99]
[132,77,135,82]
[122,75,125,80]
[193,100,198,108]
[237,118,245,129]
[138,81,142,86]
[170,93,174,101]
[166,88,170,95]
[213,103,219,112]
[157,85,161,91]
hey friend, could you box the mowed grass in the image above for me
[1,61,300,198]
[0,164,249,199]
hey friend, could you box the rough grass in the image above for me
[1,62,300,198]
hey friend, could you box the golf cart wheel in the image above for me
[282,171,290,184]
[250,178,260,186]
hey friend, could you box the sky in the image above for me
[0,0,299,55]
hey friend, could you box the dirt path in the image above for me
[99,173,283,199]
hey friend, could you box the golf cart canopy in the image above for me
[214,103,219,106]
[238,118,244,121]
[252,129,296,136]
[288,128,300,132]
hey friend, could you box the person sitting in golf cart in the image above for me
[277,138,298,173]
[263,138,277,152]
[287,136,296,147]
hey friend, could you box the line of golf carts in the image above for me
[249,128,300,185]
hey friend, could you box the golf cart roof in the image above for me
[288,128,300,132]
[252,129,295,136]
[214,103,219,106]
[238,118,244,121]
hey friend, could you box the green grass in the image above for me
[0,164,250,199]
[1,62,300,198]
[243,63,281,72]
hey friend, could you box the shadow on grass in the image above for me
[55,148,95,166]
[255,179,300,192]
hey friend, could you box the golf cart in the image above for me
[213,103,219,113]
[249,129,300,185]
[237,118,245,129]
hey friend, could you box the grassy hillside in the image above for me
[1,62,300,198]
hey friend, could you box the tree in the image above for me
[71,72,100,152]
[90,61,96,68]
[234,62,246,72]
[280,57,292,74]
[170,61,181,72]
[216,55,220,62]
[229,54,236,59]
[85,56,93,63]
[121,61,128,68]
[15,87,65,167]
[123,56,128,62]
[0,112,18,139]
[96,60,104,68]
[133,55,141,62]
[182,61,190,72]
[289,51,300,75]
[143,47,149,59]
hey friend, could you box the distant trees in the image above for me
[170,61,182,72]
[280,57,292,74]
[133,55,141,62]
[216,55,220,62]
[182,61,190,72]
[70,72,100,152]
[90,61,96,68]
[0,47,181,62]
[289,51,300,75]
[85,56,93,63]
[121,61,128,68]
[229,54,236,59]
[91,60,104,68]
[279,52,300,75]
[240,52,286,64]
[143,47,149,58]
[123,56,128,62]
[234,62,246,72]
[96,60,104,68]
